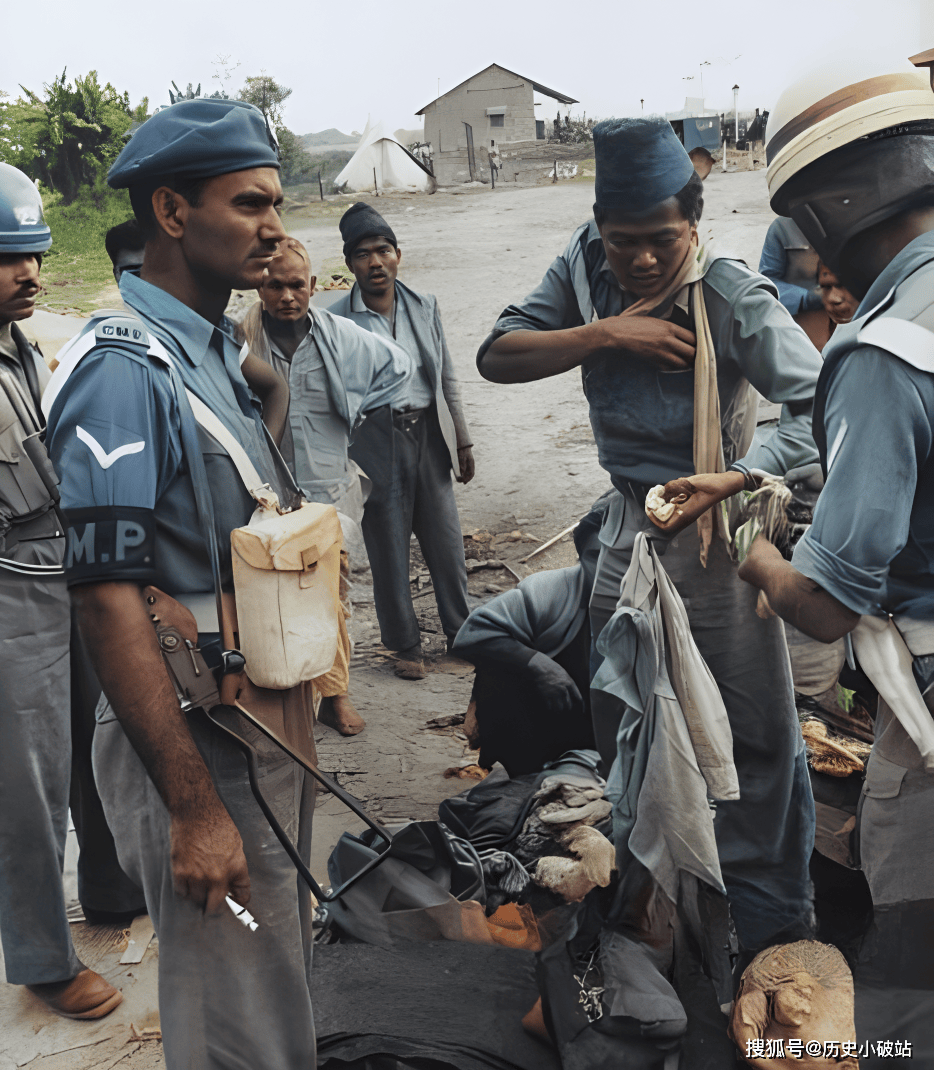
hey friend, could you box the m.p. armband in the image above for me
[63,506,156,586]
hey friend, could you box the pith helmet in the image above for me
[766,52,934,212]
[764,51,934,269]
[0,163,52,255]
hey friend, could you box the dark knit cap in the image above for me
[593,116,695,215]
[339,201,397,257]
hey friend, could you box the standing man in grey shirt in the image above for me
[332,202,474,680]
[244,237,413,731]
[478,117,823,994]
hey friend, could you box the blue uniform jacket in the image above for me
[793,232,934,619]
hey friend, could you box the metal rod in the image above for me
[318,171,324,201]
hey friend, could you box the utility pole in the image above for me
[732,85,740,145]
[699,60,711,101]
[640,99,644,111]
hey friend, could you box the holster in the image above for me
[144,585,221,711]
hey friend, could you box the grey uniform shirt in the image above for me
[350,285,435,410]
[479,219,822,488]
[265,320,351,497]
[793,233,934,621]
[47,273,285,595]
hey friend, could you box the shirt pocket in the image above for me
[862,751,908,800]
[0,417,52,520]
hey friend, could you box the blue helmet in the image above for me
[0,163,52,255]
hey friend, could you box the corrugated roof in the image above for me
[416,64,578,115]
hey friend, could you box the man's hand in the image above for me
[646,471,746,536]
[171,805,251,914]
[528,651,583,717]
[455,445,475,484]
[601,315,696,371]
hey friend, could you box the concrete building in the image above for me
[416,64,578,186]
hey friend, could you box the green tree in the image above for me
[238,72,292,128]
[0,70,141,203]
[278,127,314,185]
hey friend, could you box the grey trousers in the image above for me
[350,404,469,651]
[93,709,316,1070]
[0,570,81,985]
[589,489,815,952]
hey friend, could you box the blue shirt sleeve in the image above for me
[758,223,821,316]
[707,263,822,476]
[792,346,934,616]
[46,346,182,586]
[477,252,584,367]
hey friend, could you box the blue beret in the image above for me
[108,98,280,190]
[593,116,695,215]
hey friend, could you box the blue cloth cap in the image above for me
[593,116,695,215]
[108,98,280,190]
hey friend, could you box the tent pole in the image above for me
[374,167,379,196]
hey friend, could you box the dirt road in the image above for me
[1,168,778,1069]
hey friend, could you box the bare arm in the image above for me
[73,581,251,912]
[737,536,859,644]
[480,317,697,384]
[241,351,290,446]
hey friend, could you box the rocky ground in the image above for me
[1,167,779,1069]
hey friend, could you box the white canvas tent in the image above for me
[334,120,436,194]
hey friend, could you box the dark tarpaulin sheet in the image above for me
[312,942,561,1070]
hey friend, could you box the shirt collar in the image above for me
[267,311,313,359]
[853,230,934,321]
[119,272,237,367]
[600,258,691,315]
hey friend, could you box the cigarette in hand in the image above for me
[226,895,259,931]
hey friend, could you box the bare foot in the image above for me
[318,695,366,736]
[394,645,427,680]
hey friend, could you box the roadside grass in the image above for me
[39,183,132,314]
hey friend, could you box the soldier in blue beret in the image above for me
[45,99,319,1068]
[478,116,823,1041]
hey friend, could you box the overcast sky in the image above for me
[4,0,928,137]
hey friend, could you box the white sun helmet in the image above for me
[764,49,934,270]
[767,50,934,213]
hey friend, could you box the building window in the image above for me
[490,113,504,128]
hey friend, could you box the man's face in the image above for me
[597,198,696,300]
[818,263,859,325]
[345,235,401,296]
[179,167,287,291]
[0,253,42,326]
[112,247,144,284]
[259,253,313,322]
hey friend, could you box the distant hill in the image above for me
[301,128,358,149]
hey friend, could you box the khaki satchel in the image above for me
[185,391,345,691]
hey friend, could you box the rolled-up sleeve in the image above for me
[476,253,585,368]
[722,272,822,476]
[46,349,179,587]
[792,347,932,616]
[758,222,820,316]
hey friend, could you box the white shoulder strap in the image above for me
[183,389,265,495]
[857,317,934,374]
[43,309,265,497]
